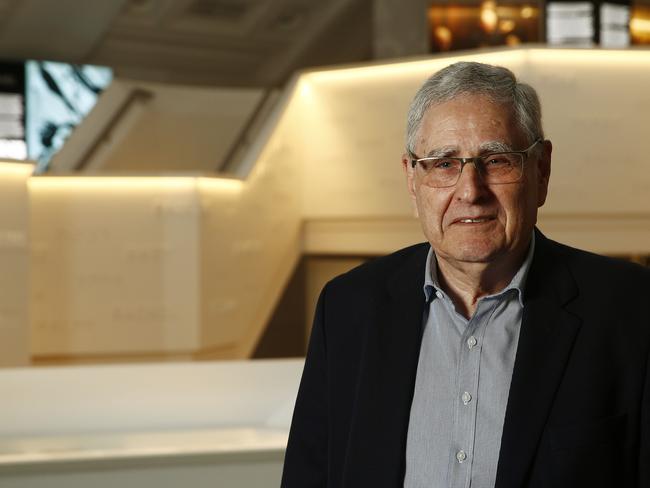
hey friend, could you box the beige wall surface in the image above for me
[29,178,201,359]
[523,51,650,216]
[0,162,32,366]
[21,47,650,363]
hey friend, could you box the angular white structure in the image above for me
[0,359,302,487]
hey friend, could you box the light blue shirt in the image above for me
[404,234,535,488]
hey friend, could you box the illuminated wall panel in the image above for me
[29,178,202,359]
[0,162,32,366]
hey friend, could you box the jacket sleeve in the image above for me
[281,284,329,487]
[640,341,650,487]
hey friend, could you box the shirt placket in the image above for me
[448,300,493,488]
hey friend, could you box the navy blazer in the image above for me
[282,230,650,487]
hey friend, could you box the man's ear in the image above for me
[402,153,419,217]
[536,139,552,207]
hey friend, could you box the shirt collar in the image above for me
[423,232,536,307]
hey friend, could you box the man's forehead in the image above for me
[414,97,525,156]
[421,94,517,124]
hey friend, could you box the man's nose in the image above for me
[454,161,489,201]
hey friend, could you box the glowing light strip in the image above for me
[0,161,35,177]
[197,176,244,193]
[303,49,527,85]
[302,48,650,87]
[28,175,244,194]
[28,176,199,192]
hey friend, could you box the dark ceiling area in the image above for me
[0,0,377,87]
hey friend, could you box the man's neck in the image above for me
[435,246,529,319]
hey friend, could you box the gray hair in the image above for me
[406,61,543,153]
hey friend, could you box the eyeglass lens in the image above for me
[417,152,524,188]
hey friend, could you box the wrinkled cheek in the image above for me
[419,215,445,245]
[414,198,427,226]
[412,203,420,219]
[415,190,450,239]
[503,214,528,249]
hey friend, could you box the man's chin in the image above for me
[446,240,504,264]
[438,248,502,266]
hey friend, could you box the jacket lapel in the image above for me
[495,232,582,488]
[342,244,429,487]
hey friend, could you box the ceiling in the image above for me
[0,0,374,87]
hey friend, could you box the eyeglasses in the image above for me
[409,138,543,188]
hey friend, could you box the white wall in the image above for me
[0,359,302,487]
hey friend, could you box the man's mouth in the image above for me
[455,217,493,224]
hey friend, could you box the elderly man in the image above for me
[281,62,650,488]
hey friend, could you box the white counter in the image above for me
[0,359,303,487]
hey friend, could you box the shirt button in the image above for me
[467,336,477,349]
[435,291,442,299]
[456,450,467,463]
[461,391,472,405]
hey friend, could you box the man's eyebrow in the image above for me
[422,146,456,158]
[419,142,514,158]
[479,141,513,153]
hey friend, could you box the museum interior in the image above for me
[0,0,649,486]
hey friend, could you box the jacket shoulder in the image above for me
[544,237,650,282]
[538,236,650,304]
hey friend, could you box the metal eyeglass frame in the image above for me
[408,138,543,188]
